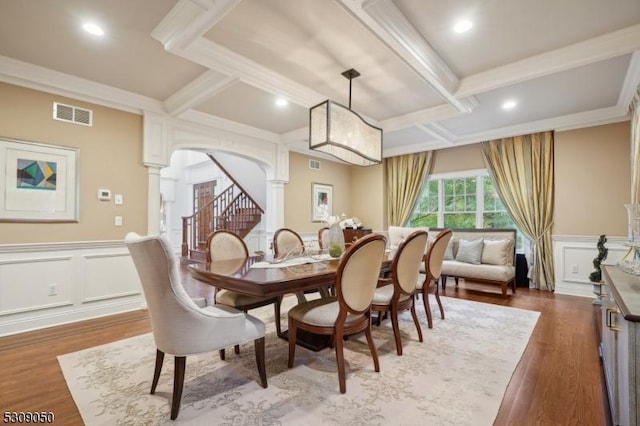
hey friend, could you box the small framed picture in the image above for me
[311,182,332,222]
[0,138,79,222]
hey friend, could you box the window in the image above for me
[409,170,524,249]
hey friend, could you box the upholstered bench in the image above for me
[430,228,517,297]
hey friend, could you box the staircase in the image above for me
[181,155,263,263]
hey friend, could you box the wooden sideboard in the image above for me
[601,264,640,426]
[343,228,372,244]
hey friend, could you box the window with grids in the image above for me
[409,170,523,249]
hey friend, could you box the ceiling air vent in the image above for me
[309,159,321,170]
[53,102,93,126]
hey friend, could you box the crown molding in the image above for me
[456,24,640,98]
[0,55,164,114]
[164,71,237,116]
[618,50,640,109]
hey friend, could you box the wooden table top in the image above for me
[189,252,393,298]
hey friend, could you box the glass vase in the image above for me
[327,223,345,258]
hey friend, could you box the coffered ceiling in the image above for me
[0,0,639,160]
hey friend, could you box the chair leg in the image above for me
[435,284,445,320]
[376,310,382,326]
[390,307,403,356]
[410,304,424,343]
[364,324,380,373]
[295,291,307,304]
[254,337,268,388]
[422,287,433,329]
[171,356,186,420]
[219,349,225,360]
[151,349,164,394]
[334,330,347,394]
[274,297,284,338]
[287,321,297,368]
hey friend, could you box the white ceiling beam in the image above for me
[164,71,237,116]
[337,0,476,113]
[181,38,327,108]
[379,103,461,132]
[456,24,640,98]
[151,0,241,52]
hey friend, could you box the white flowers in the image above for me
[322,213,362,229]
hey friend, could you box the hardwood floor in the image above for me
[0,270,611,426]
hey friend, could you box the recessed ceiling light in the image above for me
[453,19,473,34]
[502,100,517,110]
[275,98,288,107]
[82,22,104,36]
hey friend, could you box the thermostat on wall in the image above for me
[98,189,111,201]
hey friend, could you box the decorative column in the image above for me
[265,179,286,252]
[146,166,162,235]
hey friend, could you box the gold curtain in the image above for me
[481,131,555,291]
[385,151,432,226]
[630,84,640,203]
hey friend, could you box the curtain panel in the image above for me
[385,152,432,226]
[630,84,640,204]
[481,131,555,291]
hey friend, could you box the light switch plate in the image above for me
[114,194,123,205]
[115,216,123,226]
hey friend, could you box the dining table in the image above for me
[188,251,394,350]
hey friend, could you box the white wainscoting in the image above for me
[553,234,628,298]
[0,241,143,336]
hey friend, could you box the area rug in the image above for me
[58,297,540,425]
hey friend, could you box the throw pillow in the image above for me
[456,238,484,264]
[444,238,456,260]
[482,239,512,265]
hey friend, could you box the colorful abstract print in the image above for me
[17,159,57,190]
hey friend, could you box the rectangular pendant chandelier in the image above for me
[309,69,383,167]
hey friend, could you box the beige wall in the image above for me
[285,152,385,232]
[426,122,630,236]
[554,122,630,236]
[350,163,384,231]
[0,83,147,243]
[285,152,352,232]
[431,143,484,174]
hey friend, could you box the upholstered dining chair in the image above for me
[125,232,267,420]
[371,229,427,355]
[415,229,453,329]
[318,226,330,250]
[207,230,283,353]
[287,233,387,394]
[273,227,329,300]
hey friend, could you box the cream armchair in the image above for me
[125,232,267,420]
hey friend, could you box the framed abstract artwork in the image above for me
[311,182,332,222]
[0,138,79,222]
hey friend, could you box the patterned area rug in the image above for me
[58,296,539,425]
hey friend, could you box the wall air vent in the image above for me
[309,159,321,170]
[53,102,93,126]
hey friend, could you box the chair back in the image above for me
[427,229,453,280]
[393,230,428,295]
[336,233,387,313]
[273,228,305,258]
[125,233,232,354]
[318,226,330,250]
[206,230,249,262]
